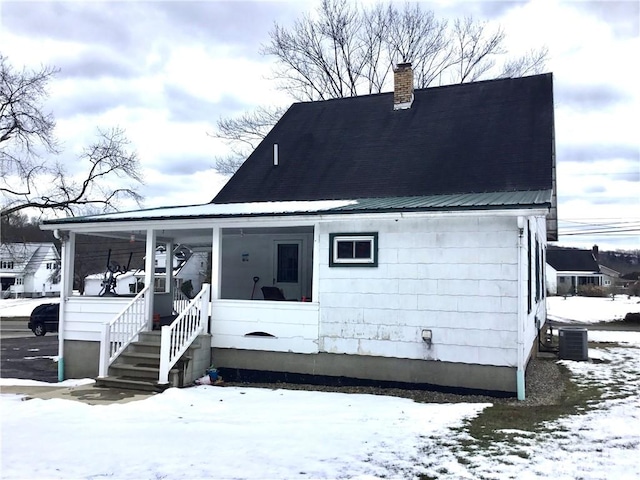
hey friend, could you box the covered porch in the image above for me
[47,217,321,387]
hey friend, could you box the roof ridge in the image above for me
[290,72,553,106]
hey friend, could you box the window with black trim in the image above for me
[329,233,378,267]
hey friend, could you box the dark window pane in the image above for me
[354,241,371,259]
[337,241,354,259]
[277,244,298,283]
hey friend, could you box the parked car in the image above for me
[28,303,60,336]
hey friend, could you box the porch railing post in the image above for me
[98,322,110,378]
[200,283,210,334]
[158,325,171,385]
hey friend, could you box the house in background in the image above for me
[83,270,139,296]
[546,245,619,295]
[41,66,556,399]
[83,245,208,296]
[0,243,61,298]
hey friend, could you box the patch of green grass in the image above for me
[513,450,530,459]
[464,364,602,447]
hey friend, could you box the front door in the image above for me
[273,240,302,300]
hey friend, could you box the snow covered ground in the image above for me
[0,297,60,317]
[1,297,640,479]
[547,294,639,323]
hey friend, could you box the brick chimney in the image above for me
[393,62,414,110]
[592,244,599,261]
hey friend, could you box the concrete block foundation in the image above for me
[212,348,517,394]
[63,340,100,379]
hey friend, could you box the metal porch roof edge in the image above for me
[40,190,552,227]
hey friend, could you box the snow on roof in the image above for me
[42,191,551,227]
[42,200,358,225]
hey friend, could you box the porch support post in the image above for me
[211,227,221,300]
[210,227,221,335]
[58,231,75,382]
[165,240,173,295]
[312,223,320,303]
[145,229,156,330]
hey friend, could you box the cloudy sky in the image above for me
[1,0,638,251]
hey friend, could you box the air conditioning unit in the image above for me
[558,327,588,361]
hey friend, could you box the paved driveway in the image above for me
[0,335,58,382]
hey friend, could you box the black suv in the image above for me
[28,303,60,336]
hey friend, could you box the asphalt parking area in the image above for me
[0,336,58,382]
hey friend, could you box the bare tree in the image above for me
[212,0,548,174]
[1,127,143,217]
[0,55,59,174]
[0,55,143,218]
[212,105,285,175]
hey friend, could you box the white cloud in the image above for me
[2,0,638,249]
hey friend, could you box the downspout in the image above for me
[56,230,75,382]
[516,217,526,401]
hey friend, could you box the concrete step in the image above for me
[95,375,170,393]
[129,342,162,355]
[118,351,161,366]
[109,364,164,380]
[138,331,162,344]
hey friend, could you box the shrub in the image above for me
[557,283,573,297]
[577,285,608,297]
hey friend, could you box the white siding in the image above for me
[64,297,134,341]
[211,299,319,353]
[524,215,547,361]
[318,215,520,367]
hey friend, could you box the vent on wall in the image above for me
[245,331,276,338]
[558,327,588,361]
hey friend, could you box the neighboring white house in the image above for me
[41,69,557,399]
[546,245,619,295]
[0,243,61,298]
[83,246,208,296]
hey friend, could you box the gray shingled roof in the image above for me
[547,246,600,273]
[213,73,555,205]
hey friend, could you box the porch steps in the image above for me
[96,331,201,392]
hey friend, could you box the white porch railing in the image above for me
[98,285,150,378]
[158,283,210,385]
[173,288,191,315]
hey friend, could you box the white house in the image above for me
[41,68,557,399]
[0,243,61,298]
[546,245,617,295]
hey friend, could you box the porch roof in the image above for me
[41,190,552,227]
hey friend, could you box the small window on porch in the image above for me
[329,233,378,267]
